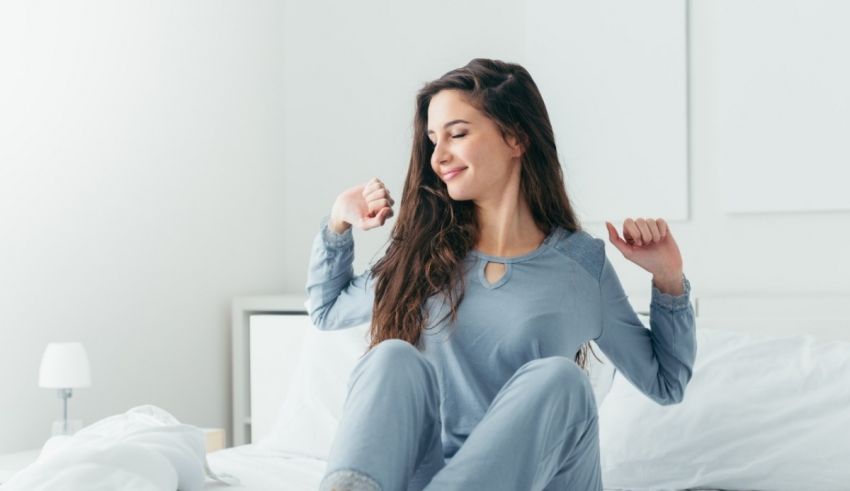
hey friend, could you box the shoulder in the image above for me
[550,227,607,281]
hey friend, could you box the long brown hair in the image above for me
[369,58,598,369]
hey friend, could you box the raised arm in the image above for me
[594,218,697,405]
[304,177,396,330]
[593,254,696,405]
[305,216,374,330]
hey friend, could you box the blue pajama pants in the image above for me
[319,339,603,491]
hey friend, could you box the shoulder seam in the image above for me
[550,231,606,284]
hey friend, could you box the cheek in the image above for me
[455,142,483,167]
[465,145,509,178]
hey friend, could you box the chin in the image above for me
[446,185,474,202]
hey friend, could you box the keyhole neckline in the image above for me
[478,260,511,289]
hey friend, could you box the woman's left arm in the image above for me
[592,218,697,405]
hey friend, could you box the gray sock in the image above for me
[319,468,381,491]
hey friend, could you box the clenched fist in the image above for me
[329,177,396,234]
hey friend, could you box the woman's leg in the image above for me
[320,339,444,491]
[423,356,602,491]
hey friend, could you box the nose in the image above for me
[431,139,451,167]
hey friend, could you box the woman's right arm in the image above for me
[305,215,374,330]
[304,178,395,330]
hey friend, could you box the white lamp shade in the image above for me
[39,342,91,388]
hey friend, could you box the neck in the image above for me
[474,172,545,257]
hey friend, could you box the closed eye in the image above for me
[428,133,467,145]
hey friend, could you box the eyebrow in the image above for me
[427,119,470,135]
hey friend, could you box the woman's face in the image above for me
[427,89,523,202]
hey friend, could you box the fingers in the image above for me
[362,176,396,217]
[619,218,670,247]
[636,220,654,244]
[362,177,387,198]
[360,206,393,231]
[656,218,669,239]
[645,219,661,242]
[623,218,641,246]
[606,221,632,256]
[363,177,395,204]
[367,198,393,217]
[359,177,395,230]
[364,187,395,206]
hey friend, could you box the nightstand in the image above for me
[201,427,226,453]
[0,449,40,484]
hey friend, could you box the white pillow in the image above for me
[256,323,371,459]
[599,327,850,490]
[258,323,618,459]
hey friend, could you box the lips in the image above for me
[442,167,467,181]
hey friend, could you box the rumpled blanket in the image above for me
[3,405,238,490]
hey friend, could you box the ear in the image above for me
[506,133,526,158]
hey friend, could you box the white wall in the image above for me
[0,1,291,452]
[1,0,849,453]
[526,1,690,222]
[671,0,850,297]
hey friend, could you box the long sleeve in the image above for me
[593,253,696,405]
[304,216,374,330]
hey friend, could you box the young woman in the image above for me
[305,58,695,491]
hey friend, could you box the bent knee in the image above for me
[520,356,595,403]
[358,339,433,380]
[368,339,420,365]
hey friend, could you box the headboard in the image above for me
[231,295,309,446]
[230,293,850,446]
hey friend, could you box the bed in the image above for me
[207,293,850,490]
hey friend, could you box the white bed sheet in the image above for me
[204,445,324,490]
[203,444,723,491]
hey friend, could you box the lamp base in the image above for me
[50,419,82,437]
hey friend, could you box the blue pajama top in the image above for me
[305,216,696,458]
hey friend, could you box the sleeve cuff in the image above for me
[320,215,354,249]
[650,274,691,311]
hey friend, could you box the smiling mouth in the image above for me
[443,167,467,181]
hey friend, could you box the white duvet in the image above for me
[3,405,237,491]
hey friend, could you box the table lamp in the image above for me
[39,342,91,436]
